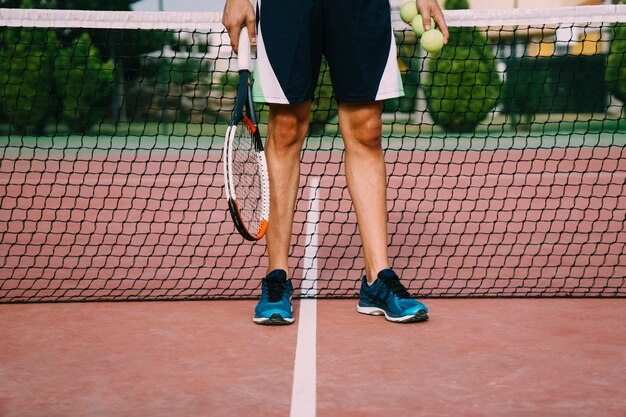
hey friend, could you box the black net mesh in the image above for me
[0,7,625,302]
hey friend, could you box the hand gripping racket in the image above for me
[223,27,270,241]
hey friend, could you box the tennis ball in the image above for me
[420,29,444,53]
[400,1,418,25]
[411,14,436,37]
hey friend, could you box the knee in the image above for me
[269,105,310,150]
[349,118,382,151]
[339,102,384,152]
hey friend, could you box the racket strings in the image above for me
[231,122,264,236]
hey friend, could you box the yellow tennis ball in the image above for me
[400,1,418,25]
[421,29,444,53]
[411,14,436,37]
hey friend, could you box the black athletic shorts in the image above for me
[251,0,404,104]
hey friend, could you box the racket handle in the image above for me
[238,27,251,72]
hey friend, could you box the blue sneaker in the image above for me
[253,269,294,325]
[357,269,429,323]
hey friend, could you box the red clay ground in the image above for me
[1,299,625,417]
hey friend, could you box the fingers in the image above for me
[417,0,450,44]
[228,28,241,55]
[222,0,256,54]
[420,7,433,31]
[222,12,239,54]
[431,8,450,43]
[245,11,257,47]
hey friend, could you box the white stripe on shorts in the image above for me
[375,29,404,101]
[252,0,289,104]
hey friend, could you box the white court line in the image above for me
[301,176,320,297]
[290,176,320,417]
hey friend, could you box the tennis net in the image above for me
[0,5,625,302]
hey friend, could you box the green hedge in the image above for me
[423,0,501,133]
[0,28,114,134]
[54,33,114,133]
[606,5,626,105]
[0,28,58,134]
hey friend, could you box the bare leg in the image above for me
[338,101,389,284]
[265,102,311,276]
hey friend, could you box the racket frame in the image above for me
[223,28,270,241]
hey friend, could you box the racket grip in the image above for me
[238,27,251,72]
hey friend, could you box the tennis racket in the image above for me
[223,27,270,241]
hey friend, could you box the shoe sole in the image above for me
[357,306,429,323]
[253,313,295,325]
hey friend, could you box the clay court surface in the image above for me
[1,135,625,416]
[1,298,625,417]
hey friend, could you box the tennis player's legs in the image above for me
[326,1,428,321]
[254,0,427,323]
[322,0,404,283]
[338,102,389,282]
[263,103,388,283]
[251,102,308,324]
[264,103,310,274]
[251,0,319,324]
[252,0,323,277]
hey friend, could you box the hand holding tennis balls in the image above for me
[400,0,449,53]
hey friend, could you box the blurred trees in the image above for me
[606,0,626,106]
[0,0,166,133]
[423,0,501,132]
[54,33,114,133]
[0,27,58,134]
